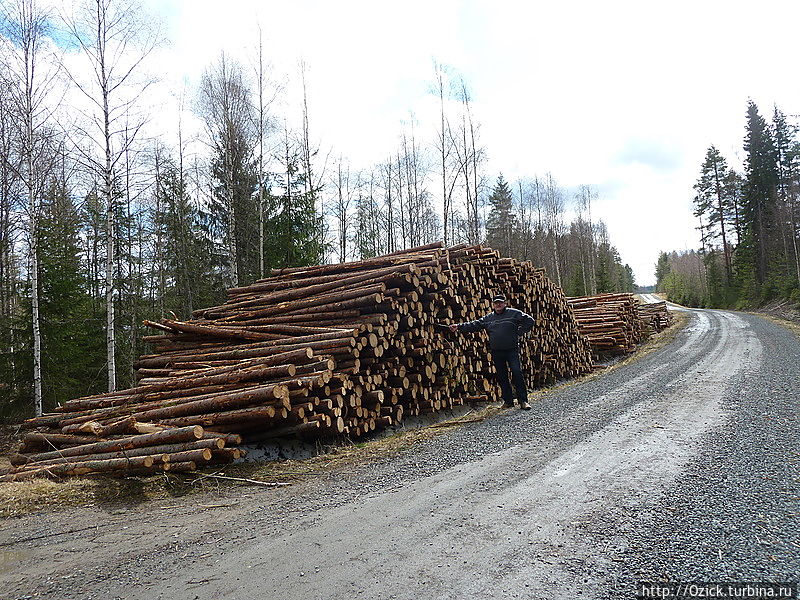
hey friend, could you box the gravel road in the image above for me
[1,308,798,600]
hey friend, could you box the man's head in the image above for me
[492,294,507,313]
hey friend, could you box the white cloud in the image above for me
[49,0,800,284]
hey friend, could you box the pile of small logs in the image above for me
[3,243,593,481]
[4,424,241,481]
[638,300,673,333]
[566,293,645,357]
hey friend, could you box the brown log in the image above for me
[162,461,196,472]
[11,439,224,468]
[210,447,244,461]
[157,405,278,427]
[20,432,105,451]
[7,455,156,479]
[162,448,213,464]
[13,426,204,464]
[123,384,289,422]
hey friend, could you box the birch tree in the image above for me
[380,158,396,253]
[298,60,327,264]
[251,29,281,278]
[543,173,564,286]
[0,56,21,336]
[432,61,459,246]
[331,158,356,262]
[449,79,484,244]
[576,184,597,294]
[63,0,156,392]
[1,0,62,415]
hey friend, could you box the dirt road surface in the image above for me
[2,308,798,599]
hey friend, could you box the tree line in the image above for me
[0,0,634,420]
[656,101,800,307]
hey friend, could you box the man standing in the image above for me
[449,294,534,410]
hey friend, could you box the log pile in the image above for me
[4,424,242,482]
[4,243,593,481]
[566,293,645,357]
[637,300,673,333]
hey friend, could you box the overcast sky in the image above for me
[137,0,800,285]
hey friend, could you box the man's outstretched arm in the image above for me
[449,315,486,333]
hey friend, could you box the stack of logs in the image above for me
[5,425,241,481]
[637,300,673,333]
[3,243,593,481]
[566,293,645,357]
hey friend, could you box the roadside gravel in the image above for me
[610,313,800,593]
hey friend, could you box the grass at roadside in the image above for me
[0,310,691,520]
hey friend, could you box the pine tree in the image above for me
[693,146,733,284]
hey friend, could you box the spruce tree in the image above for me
[156,162,223,317]
[485,174,518,256]
[264,155,325,270]
[566,264,586,296]
[617,263,636,292]
[739,100,778,299]
[722,169,744,247]
[36,178,105,410]
[595,242,612,293]
[655,252,671,289]
[210,132,260,286]
[772,106,800,290]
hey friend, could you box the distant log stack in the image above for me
[637,300,673,333]
[566,293,645,358]
[3,243,593,481]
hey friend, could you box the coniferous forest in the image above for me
[0,1,634,420]
[656,101,800,308]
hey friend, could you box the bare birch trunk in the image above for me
[435,64,449,245]
[257,34,265,279]
[587,198,597,294]
[101,39,117,392]
[384,161,394,253]
[467,100,480,243]
[226,151,238,288]
[396,153,406,248]
[551,232,562,287]
[28,181,42,415]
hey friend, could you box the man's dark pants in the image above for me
[491,348,528,404]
